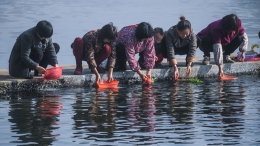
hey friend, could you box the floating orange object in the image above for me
[143,77,152,84]
[42,67,63,80]
[96,80,119,88]
[220,75,237,81]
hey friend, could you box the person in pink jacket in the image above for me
[115,22,155,80]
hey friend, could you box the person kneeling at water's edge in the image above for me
[115,22,155,80]
[8,20,59,79]
[197,14,248,78]
[165,16,198,80]
[71,23,118,83]
[138,27,167,69]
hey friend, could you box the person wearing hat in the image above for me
[9,20,59,79]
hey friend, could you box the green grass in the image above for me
[188,77,203,83]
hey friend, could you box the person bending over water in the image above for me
[138,27,167,68]
[71,23,118,83]
[9,20,60,79]
[115,22,155,80]
[165,16,198,80]
[197,14,248,78]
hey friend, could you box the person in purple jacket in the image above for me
[197,14,248,78]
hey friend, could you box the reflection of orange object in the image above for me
[220,75,237,81]
[42,67,63,80]
[40,96,63,118]
[97,87,119,93]
[96,80,119,88]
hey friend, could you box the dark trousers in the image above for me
[199,35,243,57]
[9,43,60,78]
[115,43,127,71]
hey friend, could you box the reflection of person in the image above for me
[71,23,118,83]
[72,89,119,138]
[8,94,61,145]
[9,20,59,79]
[115,22,155,80]
[197,14,248,78]
[165,16,197,80]
[139,27,166,68]
[169,82,194,122]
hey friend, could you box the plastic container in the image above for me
[237,51,258,61]
[42,66,63,80]
[220,75,237,81]
[96,80,119,88]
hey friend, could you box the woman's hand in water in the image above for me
[173,65,179,80]
[186,65,191,77]
[146,69,152,79]
[93,68,102,83]
[218,65,224,78]
[107,67,114,82]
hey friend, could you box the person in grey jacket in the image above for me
[9,20,59,79]
[165,16,197,80]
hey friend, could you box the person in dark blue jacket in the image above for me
[9,20,60,79]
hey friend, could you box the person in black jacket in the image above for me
[9,20,59,79]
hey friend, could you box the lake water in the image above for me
[0,0,260,69]
[0,75,260,145]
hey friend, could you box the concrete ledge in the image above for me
[1,61,260,94]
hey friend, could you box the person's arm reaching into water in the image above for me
[84,34,101,83]
[165,31,179,80]
[107,42,116,82]
[186,31,197,76]
[143,37,155,79]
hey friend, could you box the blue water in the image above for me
[0,0,260,69]
[0,75,260,145]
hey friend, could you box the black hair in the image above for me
[154,27,164,35]
[135,22,154,42]
[99,22,118,42]
[258,31,260,39]
[176,16,191,31]
[36,20,53,38]
[221,14,241,34]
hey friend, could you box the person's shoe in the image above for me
[74,66,83,75]
[223,55,235,63]
[202,56,210,65]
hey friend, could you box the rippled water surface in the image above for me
[0,0,260,69]
[1,75,260,145]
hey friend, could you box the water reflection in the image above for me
[72,88,119,140]
[8,95,62,145]
[1,76,260,145]
[197,81,246,145]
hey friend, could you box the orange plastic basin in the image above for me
[42,67,63,80]
[96,80,119,88]
[220,75,237,81]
